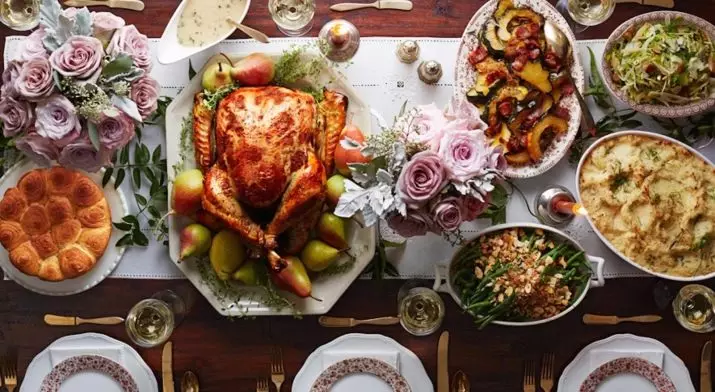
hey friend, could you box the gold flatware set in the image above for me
[44,314,125,326]
[63,0,145,11]
[256,347,286,391]
[0,352,18,392]
[582,314,663,325]
[319,316,400,327]
[524,354,555,392]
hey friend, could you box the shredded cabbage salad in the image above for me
[606,18,715,106]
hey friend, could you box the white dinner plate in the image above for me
[0,160,128,296]
[559,334,695,392]
[21,333,158,392]
[293,334,432,392]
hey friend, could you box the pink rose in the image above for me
[49,36,104,82]
[0,96,34,136]
[130,76,159,120]
[108,25,152,71]
[59,137,111,173]
[96,109,135,150]
[444,96,488,131]
[92,12,125,44]
[1,60,22,98]
[431,196,463,232]
[16,132,59,166]
[387,210,435,238]
[461,194,490,222]
[20,28,48,61]
[398,151,446,207]
[405,103,448,151]
[62,8,79,20]
[15,57,54,101]
[35,95,81,141]
[438,130,495,183]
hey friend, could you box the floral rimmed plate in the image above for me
[40,355,139,392]
[454,0,585,179]
[310,357,411,392]
[580,357,676,392]
[602,11,715,118]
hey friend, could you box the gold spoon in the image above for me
[226,18,270,44]
[181,371,199,392]
[451,370,470,392]
[543,20,597,137]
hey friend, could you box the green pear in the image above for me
[209,230,246,280]
[179,223,212,260]
[301,240,342,272]
[271,256,312,298]
[201,61,232,92]
[326,174,347,206]
[232,260,261,286]
[317,212,348,249]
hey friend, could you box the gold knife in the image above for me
[582,314,662,325]
[318,316,401,327]
[702,341,712,392]
[63,0,146,11]
[44,314,124,326]
[437,331,449,392]
[330,0,413,12]
[615,0,674,8]
[162,341,175,392]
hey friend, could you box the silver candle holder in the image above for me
[534,185,584,226]
[318,19,360,62]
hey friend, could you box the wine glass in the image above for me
[556,0,616,34]
[125,290,189,348]
[0,0,40,31]
[268,0,316,37]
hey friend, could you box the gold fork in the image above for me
[540,353,555,392]
[523,360,536,392]
[1,352,18,392]
[256,378,269,392]
[271,347,285,391]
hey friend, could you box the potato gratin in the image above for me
[579,134,715,277]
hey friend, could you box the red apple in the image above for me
[334,125,370,176]
[172,169,204,216]
[230,53,275,86]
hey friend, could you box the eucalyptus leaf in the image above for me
[113,222,132,231]
[122,215,140,226]
[102,167,113,187]
[120,147,129,164]
[116,234,134,247]
[115,168,125,188]
[152,145,162,164]
[132,229,149,246]
[133,168,141,189]
[111,95,143,123]
[135,193,148,207]
[102,54,134,78]
[87,123,101,151]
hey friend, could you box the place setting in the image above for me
[0,0,714,390]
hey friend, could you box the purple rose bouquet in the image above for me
[335,97,505,239]
[0,0,158,172]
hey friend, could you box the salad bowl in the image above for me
[433,223,605,327]
[602,11,715,118]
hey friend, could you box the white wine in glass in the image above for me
[567,0,615,27]
[0,0,39,31]
[269,0,316,37]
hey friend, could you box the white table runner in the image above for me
[5,36,714,280]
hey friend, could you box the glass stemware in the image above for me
[555,0,615,33]
[673,284,715,333]
[268,0,316,37]
[397,281,445,336]
[0,0,40,31]
[125,290,188,348]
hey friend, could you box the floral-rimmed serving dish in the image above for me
[433,222,605,327]
[602,11,715,118]
[454,0,585,179]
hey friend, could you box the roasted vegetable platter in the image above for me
[454,0,585,178]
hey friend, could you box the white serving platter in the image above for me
[165,51,376,316]
[0,160,127,296]
[156,0,252,65]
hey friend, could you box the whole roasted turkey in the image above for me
[192,86,347,272]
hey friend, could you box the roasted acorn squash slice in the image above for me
[497,9,544,41]
[494,0,514,19]
[526,115,568,161]
[505,151,531,165]
[508,92,554,132]
[491,123,512,151]
[514,61,552,93]
[482,19,506,56]
[487,85,529,127]
[468,58,509,104]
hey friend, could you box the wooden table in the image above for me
[2,1,715,391]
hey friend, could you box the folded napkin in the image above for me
[589,349,664,370]
[49,346,124,366]
[321,350,400,372]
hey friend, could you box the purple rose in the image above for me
[20,28,48,62]
[387,210,435,238]
[108,25,152,71]
[438,130,496,183]
[431,196,463,232]
[462,194,490,222]
[0,96,34,136]
[15,132,59,166]
[49,36,104,82]
[1,60,23,98]
[15,57,54,101]
[130,76,159,120]
[405,103,448,151]
[35,95,81,141]
[398,151,446,207]
[96,109,135,150]
[59,138,110,173]
[92,12,125,40]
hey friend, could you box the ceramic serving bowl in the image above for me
[156,0,252,65]
[602,11,715,118]
[576,130,715,282]
[433,223,605,327]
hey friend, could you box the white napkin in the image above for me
[321,350,400,372]
[589,349,665,370]
[49,345,125,366]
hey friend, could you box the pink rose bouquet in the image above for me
[336,96,506,239]
[1,0,159,172]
